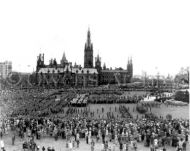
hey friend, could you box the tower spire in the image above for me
[103,63,106,70]
[62,52,67,62]
[87,28,91,47]
[61,51,68,66]
[84,28,93,68]
[127,57,130,70]
[130,56,132,64]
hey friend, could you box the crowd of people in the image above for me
[0,88,152,118]
[0,87,189,151]
[0,88,53,114]
[0,104,189,151]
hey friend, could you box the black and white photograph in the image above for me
[0,0,189,151]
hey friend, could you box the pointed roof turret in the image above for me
[127,57,130,70]
[95,53,101,62]
[130,56,133,64]
[86,28,92,48]
[103,63,106,70]
[61,52,68,64]
[97,54,100,59]
[62,52,67,61]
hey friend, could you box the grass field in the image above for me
[61,103,189,120]
[150,104,189,119]
[87,103,189,119]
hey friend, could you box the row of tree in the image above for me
[174,90,189,103]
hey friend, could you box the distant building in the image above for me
[0,61,12,79]
[36,29,133,87]
[96,55,133,85]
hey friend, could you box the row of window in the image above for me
[40,70,97,74]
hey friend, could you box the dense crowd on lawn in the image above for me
[88,93,143,104]
[0,89,56,117]
[0,88,151,117]
[0,104,189,151]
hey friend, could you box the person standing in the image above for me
[0,128,3,139]
[119,142,123,151]
[76,132,80,148]
[133,139,137,151]
[88,130,92,144]
[91,139,95,151]
[154,138,158,150]
[182,140,187,151]
[68,140,72,151]
[112,142,116,151]
[86,131,89,144]
[125,143,129,151]
[178,138,184,151]
[104,141,109,151]
[0,139,4,150]
[12,134,15,145]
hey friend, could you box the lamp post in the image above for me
[156,72,160,94]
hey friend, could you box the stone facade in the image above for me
[36,29,133,88]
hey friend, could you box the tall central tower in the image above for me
[84,28,93,68]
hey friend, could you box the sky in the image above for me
[0,0,189,76]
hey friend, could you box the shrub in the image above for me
[136,105,148,114]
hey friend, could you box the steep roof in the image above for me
[61,52,68,62]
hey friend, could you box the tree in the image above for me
[175,67,189,84]
[174,90,189,103]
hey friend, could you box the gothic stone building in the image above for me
[36,29,133,88]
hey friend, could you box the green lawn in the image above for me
[150,104,189,119]
[66,103,189,120]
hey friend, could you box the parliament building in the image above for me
[36,29,133,87]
